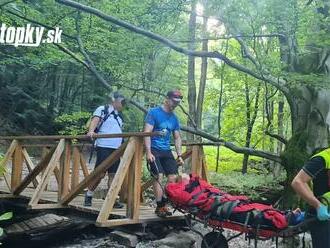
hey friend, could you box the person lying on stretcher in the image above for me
[166,174,305,229]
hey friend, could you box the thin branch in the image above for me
[53,43,90,69]
[55,0,289,93]
[174,34,286,43]
[265,131,288,144]
[0,0,15,8]
[182,126,282,163]
[264,84,288,144]
[5,8,75,40]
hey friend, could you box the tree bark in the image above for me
[196,14,208,129]
[187,0,197,141]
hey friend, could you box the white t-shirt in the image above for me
[93,105,123,148]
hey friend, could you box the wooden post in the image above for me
[59,140,71,200]
[80,153,89,178]
[126,137,143,220]
[13,147,55,195]
[71,147,80,188]
[191,145,199,175]
[0,140,18,190]
[200,146,208,181]
[96,138,136,224]
[11,142,23,190]
[119,173,128,203]
[29,139,65,206]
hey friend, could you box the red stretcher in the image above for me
[165,174,315,248]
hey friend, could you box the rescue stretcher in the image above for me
[165,174,316,248]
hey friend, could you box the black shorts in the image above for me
[95,147,120,174]
[307,209,330,247]
[149,148,178,176]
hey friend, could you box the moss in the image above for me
[281,131,309,177]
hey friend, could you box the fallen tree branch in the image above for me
[47,4,282,164]
[55,0,289,93]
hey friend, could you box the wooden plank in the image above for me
[96,218,139,227]
[0,131,162,140]
[11,143,23,190]
[119,172,128,203]
[200,147,208,181]
[96,138,136,223]
[127,137,143,220]
[0,193,16,198]
[12,147,56,195]
[28,139,65,206]
[181,149,192,160]
[96,215,184,227]
[22,148,40,188]
[0,140,18,190]
[29,204,65,210]
[53,165,60,185]
[191,145,199,174]
[59,141,71,200]
[197,146,203,176]
[60,141,128,205]
[79,152,89,178]
[41,147,50,191]
[71,147,80,188]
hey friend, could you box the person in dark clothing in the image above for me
[291,147,330,248]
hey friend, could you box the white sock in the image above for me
[86,190,94,197]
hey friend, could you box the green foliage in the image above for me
[281,131,309,177]
[0,153,5,176]
[204,146,244,172]
[54,112,91,135]
[0,211,13,240]
[209,171,285,200]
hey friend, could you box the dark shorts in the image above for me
[307,209,330,248]
[95,147,120,174]
[149,148,178,176]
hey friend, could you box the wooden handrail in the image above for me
[0,131,162,140]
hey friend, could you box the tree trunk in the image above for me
[187,0,197,141]
[196,14,208,129]
[281,86,330,207]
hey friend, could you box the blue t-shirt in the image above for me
[145,106,180,151]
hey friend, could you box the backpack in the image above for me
[86,105,124,133]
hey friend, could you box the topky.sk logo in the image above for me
[0,23,62,47]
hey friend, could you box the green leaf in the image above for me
[0,227,3,237]
[0,212,13,221]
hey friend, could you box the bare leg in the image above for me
[153,173,163,202]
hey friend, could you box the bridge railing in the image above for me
[0,132,209,227]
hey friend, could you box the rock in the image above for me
[109,230,139,247]
[152,230,196,248]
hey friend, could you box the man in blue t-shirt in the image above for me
[144,90,184,217]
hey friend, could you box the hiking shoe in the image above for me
[113,200,124,209]
[155,206,172,218]
[84,193,92,207]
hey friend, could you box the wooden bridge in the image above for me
[0,132,208,228]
